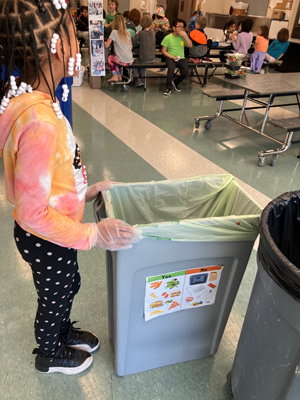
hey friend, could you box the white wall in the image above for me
[202,0,232,15]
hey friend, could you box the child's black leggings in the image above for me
[14,222,81,356]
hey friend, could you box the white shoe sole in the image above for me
[37,355,93,375]
[172,81,181,92]
[69,335,100,353]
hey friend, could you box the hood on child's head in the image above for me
[156,7,165,17]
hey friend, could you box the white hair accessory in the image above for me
[52,101,64,119]
[68,57,75,76]
[75,53,82,72]
[62,83,69,103]
[53,0,67,10]
[51,33,59,54]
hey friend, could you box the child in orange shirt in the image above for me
[250,25,269,73]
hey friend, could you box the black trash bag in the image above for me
[258,191,300,301]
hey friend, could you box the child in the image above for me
[123,10,129,21]
[265,28,290,63]
[105,15,134,82]
[77,6,89,46]
[161,18,192,96]
[126,8,142,38]
[230,20,242,41]
[250,25,269,73]
[129,8,142,32]
[222,20,236,42]
[152,7,170,38]
[132,15,156,87]
[232,18,253,56]
[105,0,119,28]
[189,16,212,63]
[0,0,141,375]
[188,0,204,33]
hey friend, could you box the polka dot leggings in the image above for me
[14,222,81,356]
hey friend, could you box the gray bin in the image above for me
[94,176,261,376]
[230,191,300,400]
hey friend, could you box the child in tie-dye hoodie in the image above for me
[0,0,141,376]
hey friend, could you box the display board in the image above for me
[269,0,294,10]
[88,1,105,77]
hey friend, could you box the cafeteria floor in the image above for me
[1,72,299,400]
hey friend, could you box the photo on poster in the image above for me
[91,39,103,58]
[91,58,105,76]
[89,1,103,17]
[89,19,104,39]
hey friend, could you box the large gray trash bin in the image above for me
[94,175,261,376]
[230,191,300,400]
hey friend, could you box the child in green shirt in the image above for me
[105,0,119,28]
[161,19,192,96]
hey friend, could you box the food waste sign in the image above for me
[144,266,223,321]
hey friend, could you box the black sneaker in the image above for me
[172,80,181,92]
[163,88,171,96]
[33,345,93,375]
[63,321,100,353]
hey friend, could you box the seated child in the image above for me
[232,18,253,55]
[105,15,133,82]
[152,7,170,44]
[250,25,269,73]
[189,16,212,63]
[188,0,204,33]
[132,15,156,87]
[77,6,89,46]
[161,18,192,96]
[265,28,289,63]
[129,8,142,32]
[220,20,244,62]
[222,20,236,42]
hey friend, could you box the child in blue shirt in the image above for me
[188,0,203,33]
[265,28,289,63]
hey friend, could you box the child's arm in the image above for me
[161,46,176,60]
[132,31,140,46]
[232,34,241,50]
[162,20,170,32]
[180,30,192,48]
[105,38,113,48]
[14,120,93,250]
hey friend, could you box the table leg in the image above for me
[260,94,275,134]
[239,90,249,123]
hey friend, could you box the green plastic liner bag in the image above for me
[102,174,262,242]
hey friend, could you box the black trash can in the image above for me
[230,191,300,400]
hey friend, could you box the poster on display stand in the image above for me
[88,1,105,76]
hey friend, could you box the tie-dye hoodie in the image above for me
[0,91,94,250]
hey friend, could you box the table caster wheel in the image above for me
[269,154,278,166]
[258,156,266,167]
[195,118,200,129]
[123,85,130,92]
[205,120,213,130]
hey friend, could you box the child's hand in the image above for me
[85,181,115,202]
[179,30,187,37]
[90,218,143,250]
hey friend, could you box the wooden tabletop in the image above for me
[215,73,300,95]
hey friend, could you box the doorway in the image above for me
[165,0,180,26]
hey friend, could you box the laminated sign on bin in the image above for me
[145,266,224,321]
